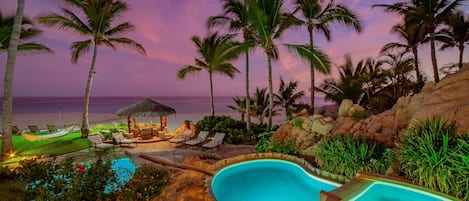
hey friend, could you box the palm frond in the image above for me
[285,44,331,74]
[107,37,146,55]
[104,22,134,36]
[71,39,92,63]
[17,42,53,54]
[177,65,202,79]
[38,13,91,35]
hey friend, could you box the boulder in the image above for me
[338,99,353,117]
[153,170,214,201]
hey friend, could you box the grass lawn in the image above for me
[0,132,90,164]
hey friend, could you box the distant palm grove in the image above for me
[2,0,468,160]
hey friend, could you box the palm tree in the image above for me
[2,0,25,159]
[0,13,52,54]
[374,0,464,82]
[38,0,146,138]
[381,23,424,85]
[247,0,296,129]
[178,33,244,116]
[436,11,469,69]
[274,77,305,117]
[251,87,269,124]
[227,96,248,121]
[208,0,255,133]
[290,0,361,113]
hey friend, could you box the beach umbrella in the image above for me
[116,97,176,132]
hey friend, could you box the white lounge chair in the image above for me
[202,132,225,150]
[185,131,209,146]
[88,135,114,149]
[169,130,192,146]
[112,133,137,147]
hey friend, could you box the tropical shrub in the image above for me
[398,118,468,200]
[121,164,170,201]
[255,131,300,155]
[292,118,303,128]
[196,115,270,144]
[315,134,394,178]
[350,110,368,120]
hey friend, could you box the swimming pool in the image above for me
[352,181,455,201]
[211,159,340,201]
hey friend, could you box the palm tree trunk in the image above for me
[458,43,464,69]
[412,46,422,84]
[430,32,439,82]
[209,71,215,116]
[81,43,98,138]
[1,0,24,159]
[245,51,251,133]
[308,28,315,114]
[267,53,273,129]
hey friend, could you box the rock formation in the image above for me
[333,66,469,147]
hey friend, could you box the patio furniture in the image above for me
[202,132,225,150]
[47,124,58,132]
[21,126,77,141]
[88,134,114,149]
[140,128,153,140]
[112,133,137,147]
[185,131,209,146]
[169,130,192,146]
[28,125,40,133]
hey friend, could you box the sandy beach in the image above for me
[8,111,286,133]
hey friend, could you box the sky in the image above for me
[0,0,468,97]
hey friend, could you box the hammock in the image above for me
[21,126,78,141]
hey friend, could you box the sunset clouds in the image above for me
[0,0,467,97]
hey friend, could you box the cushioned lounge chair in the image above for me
[28,125,40,133]
[169,130,192,146]
[88,135,114,149]
[185,131,209,146]
[112,133,137,147]
[47,124,58,132]
[202,132,225,150]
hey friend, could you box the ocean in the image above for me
[1,96,331,131]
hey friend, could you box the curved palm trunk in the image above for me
[411,46,422,84]
[267,54,273,129]
[429,32,439,82]
[2,0,24,159]
[81,43,98,138]
[458,43,464,69]
[245,51,251,133]
[209,71,215,116]
[308,28,315,113]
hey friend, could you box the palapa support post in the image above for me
[133,116,137,129]
[127,114,131,133]
[160,116,163,131]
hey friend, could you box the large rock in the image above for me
[332,67,469,146]
[153,170,214,201]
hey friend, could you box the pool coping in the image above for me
[321,173,461,201]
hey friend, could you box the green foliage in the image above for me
[121,164,170,201]
[316,134,394,178]
[17,157,120,201]
[292,118,303,128]
[255,131,300,155]
[398,118,468,200]
[196,115,270,144]
[350,110,369,120]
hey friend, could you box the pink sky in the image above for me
[0,0,467,97]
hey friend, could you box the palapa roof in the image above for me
[116,97,176,117]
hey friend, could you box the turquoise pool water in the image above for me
[211,159,340,201]
[105,157,136,193]
[353,182,454,201]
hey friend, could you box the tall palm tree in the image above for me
[251,87,269,124]
[374,0,464,82]
[227,96,248,121]
[247,0,296,128]
[274,77,305,117]
[2,0,25,159]
[290,0,361,113]
[38,0,146,138]
[178,33,244,116]
[0,13,52,54]
[436,11,469,69]
[381,23,424,85]
[208,0,255,133]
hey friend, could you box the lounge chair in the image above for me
[21,126,77,141]
[185,131,209,146]
[88,135,114,149]
[47,124,58,132]
[202,132,225,150]
[112,132,137,147]
[169,130,192,147]
[28,125,40,133]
